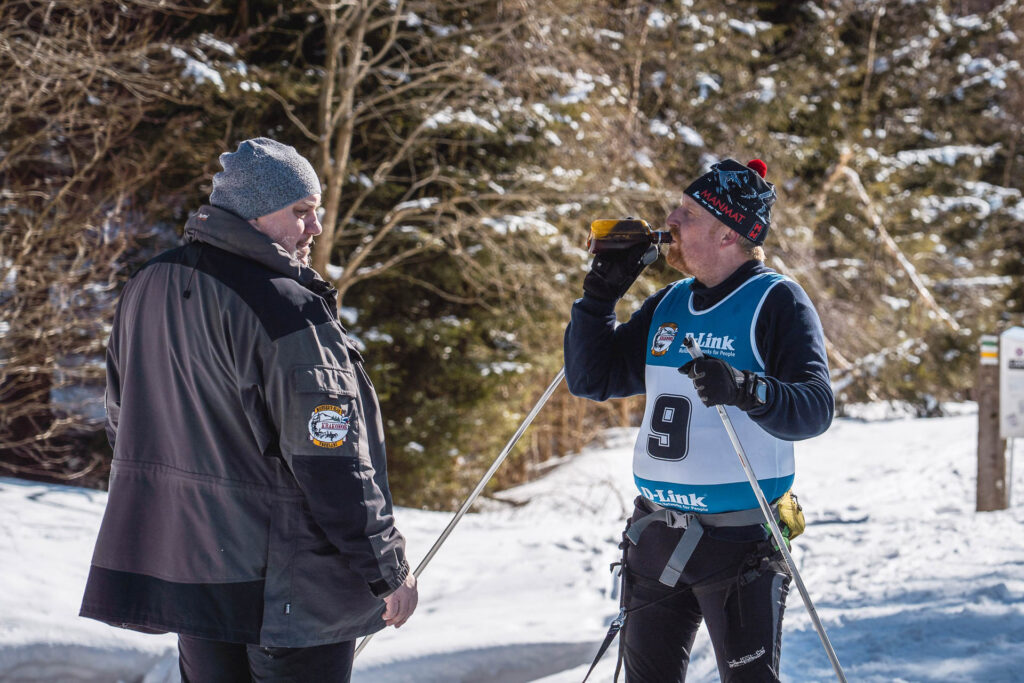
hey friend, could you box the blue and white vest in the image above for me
[633,272,794,513]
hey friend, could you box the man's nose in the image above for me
[306,213,323,235]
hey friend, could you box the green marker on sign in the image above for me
[981,335,999,366]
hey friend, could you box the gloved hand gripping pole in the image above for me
[682,336,848,683]
[354,367,567,659]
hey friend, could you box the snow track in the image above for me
[0,643,169,682]
[354,641,601,683]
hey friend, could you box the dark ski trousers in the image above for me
[621,501,791,683]
[178,634,355,683]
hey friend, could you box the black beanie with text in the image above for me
[682,158,776,245]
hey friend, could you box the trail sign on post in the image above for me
[1000,327,1024,505]
[977,335,1008,511]
[1000,327,1024,438]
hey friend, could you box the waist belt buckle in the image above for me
[666,511,696,530]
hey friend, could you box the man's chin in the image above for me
[665,253,691,275]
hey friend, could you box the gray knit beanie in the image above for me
[210,137,321,220]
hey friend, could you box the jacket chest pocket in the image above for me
[289,365,362,456]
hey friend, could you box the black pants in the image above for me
[621,502,792,683]
[178,634,355,683]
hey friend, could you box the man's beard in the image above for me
[665,247,692,276]
[296,239,313,266]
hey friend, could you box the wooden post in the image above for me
[977,335,1008,511]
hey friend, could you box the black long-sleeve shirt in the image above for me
[564,260,834,441]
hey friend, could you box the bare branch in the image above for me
[265,87,319,141]
[839,165,961,333]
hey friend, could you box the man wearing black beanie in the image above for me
[81,138,417,682]
[565,158,834,682]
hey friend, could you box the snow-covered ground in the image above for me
[2,404,1023,682]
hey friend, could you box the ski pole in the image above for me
[354,367,567,659]
[682,336,848,683]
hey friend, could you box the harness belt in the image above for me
[626,497,777,587]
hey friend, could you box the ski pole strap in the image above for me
[626,498,777,587]
[581,606,625,683]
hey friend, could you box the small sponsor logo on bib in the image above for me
[640,486,708,510]
[651,323,678,356]
[308,404,351,448]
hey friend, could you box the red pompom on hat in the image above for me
[747,159,767,178]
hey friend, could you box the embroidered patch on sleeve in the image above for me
[308,404,352,448]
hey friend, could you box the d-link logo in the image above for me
[682,332,736,353]
[640,487,708,510]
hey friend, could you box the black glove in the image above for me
[582,243,659,302]
[679,357,767,412]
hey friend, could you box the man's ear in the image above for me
[719,228,740,247]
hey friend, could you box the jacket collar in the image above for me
[184,205,326,290]
[689,259,769,310]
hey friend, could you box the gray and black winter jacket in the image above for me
[80,206,409,647]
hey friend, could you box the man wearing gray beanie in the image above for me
[81,138,418,682]
[211,136,325,265]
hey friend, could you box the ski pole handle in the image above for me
[681,335,704,359]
